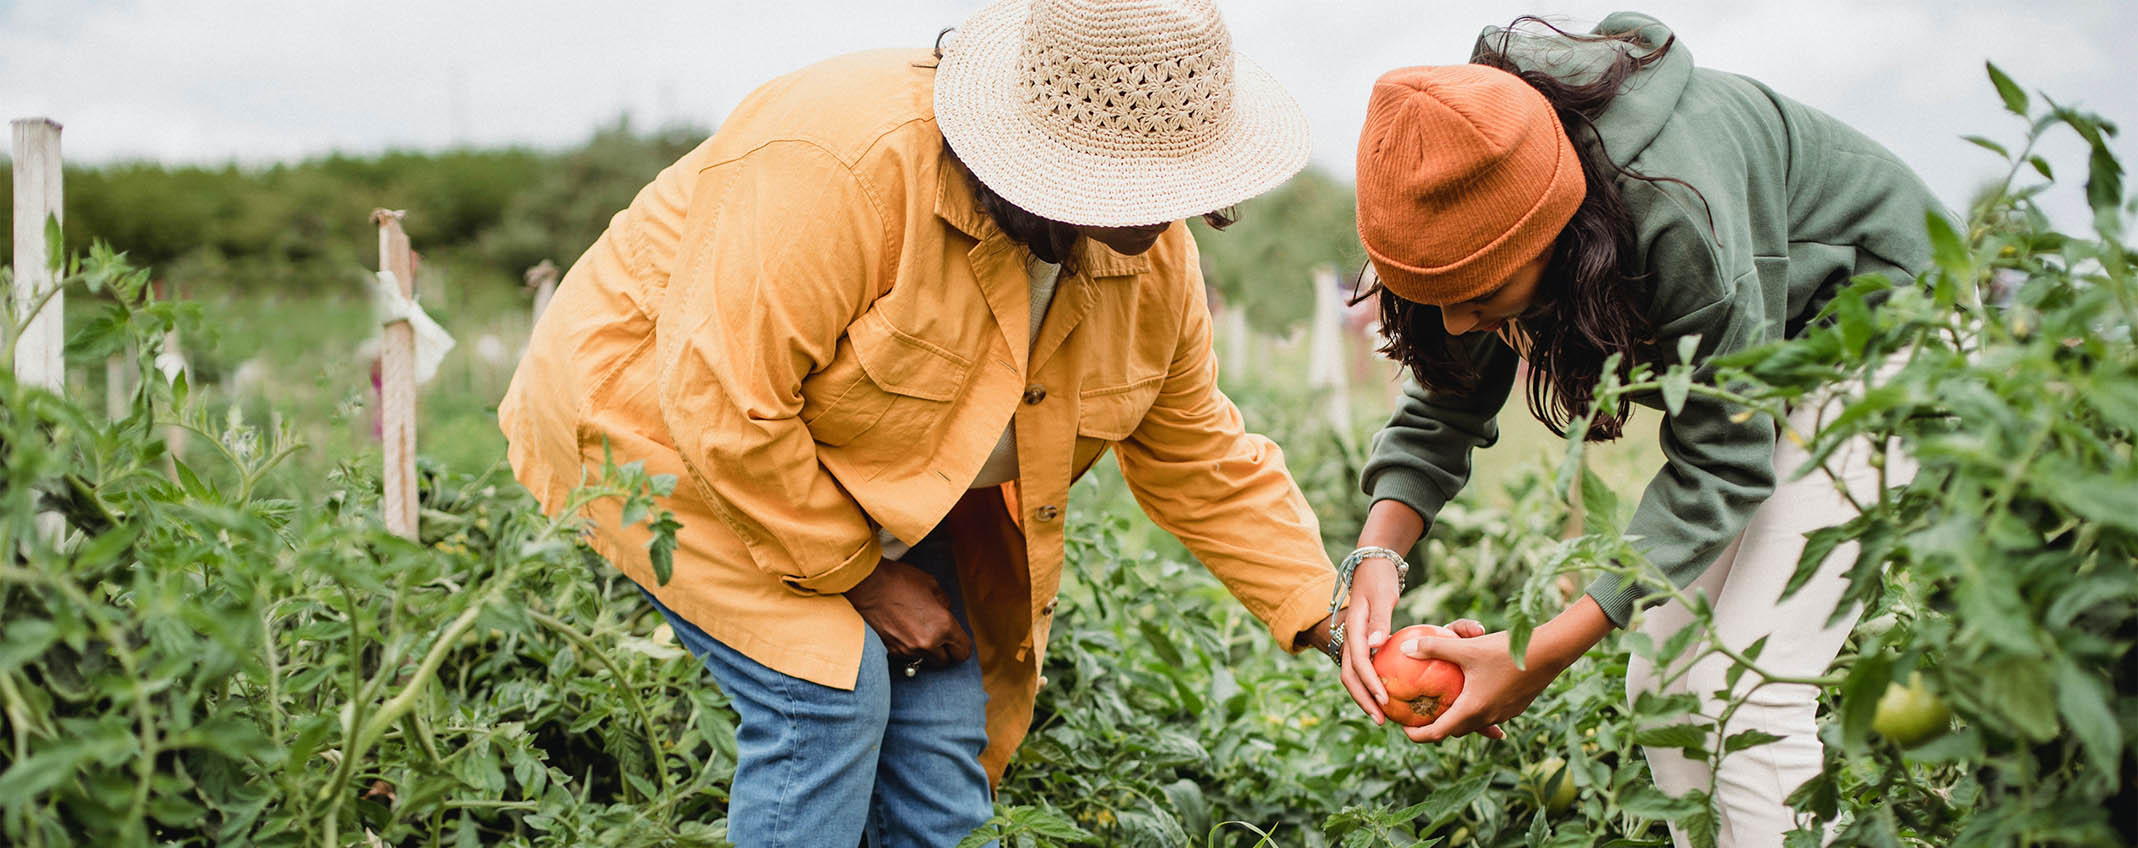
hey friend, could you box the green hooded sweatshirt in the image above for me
[1360,12,1946,627]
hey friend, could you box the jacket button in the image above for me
[1035,505,1060,521]
[1022,385,1047,405]
[1042,598,1057,616]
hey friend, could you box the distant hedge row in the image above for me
[3,118,1356,332]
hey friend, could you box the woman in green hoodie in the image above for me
[1336,14,1942,846]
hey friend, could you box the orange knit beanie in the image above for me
[1355,64,1586,306]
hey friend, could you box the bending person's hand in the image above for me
[845,559,972,669]
[1338,558,1402,723]
[1394,596,1614,743]
[1394,629,1560,743]
[1430,619,1505,740]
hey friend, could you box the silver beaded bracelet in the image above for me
[1321,546,1412,666]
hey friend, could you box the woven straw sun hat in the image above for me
[935,0,1312,227]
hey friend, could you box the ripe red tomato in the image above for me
[1371,624,1465,727]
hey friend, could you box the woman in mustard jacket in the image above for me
[499,0,1402,844]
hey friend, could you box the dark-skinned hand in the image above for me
[845,559,972,669]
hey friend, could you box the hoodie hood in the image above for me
[1471,12,1692,167]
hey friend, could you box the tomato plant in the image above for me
[0,62,2129,848]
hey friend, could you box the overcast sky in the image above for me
[3,0,2133,225]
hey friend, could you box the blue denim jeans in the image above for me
[642,534,996,848]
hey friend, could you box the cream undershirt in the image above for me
[877,256,1062,561]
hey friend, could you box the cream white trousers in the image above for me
[1625,372,1913,848]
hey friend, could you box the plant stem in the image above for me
[526,606,677,801]
[0,565,164,842]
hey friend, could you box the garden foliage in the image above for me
[0,66,2132,847]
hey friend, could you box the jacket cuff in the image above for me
[1583,573,1643,629]
[1265,571,1341,653]
[782,537,883,596]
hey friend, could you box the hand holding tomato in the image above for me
[1354,619,1505,739]
[1393,596,1614,743]
[1392,627,1565,743]
[1372,624,1466,725]
[1334,557,1403,722]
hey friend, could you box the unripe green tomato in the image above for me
[1872,673,1952,747]
[1854,612,1899,642]
[1522,756,1577,812]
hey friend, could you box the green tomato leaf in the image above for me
[1579,466,1622,530]
[1677,333,1702,366]
[1724,729,1785,753]
[1633,721,1710,756]
[1615,784,1708,821]
[1924,211,1971,280]
[0,729,134,801]
[1137,620,1184,668]
[44,213,64,274]
[1725,636,1769,691]
[1984,656,2058,742]
[2054,658,2121,777]
[1507,608,1535,671]
[1987,61,2029,115]
[1782,524,1852,603]
[1013,805,1095,841]
[2087,144,2125,232]
[1414,768,1492,831]
[1962,135,2009,159]
[0,620,60,675]
[1839,652,1893,751]
[1659,367,1692,417]
[646,510,682,586]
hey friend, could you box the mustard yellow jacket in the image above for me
[499,49,1336,781]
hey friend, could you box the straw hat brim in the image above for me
[934,0,1312,228]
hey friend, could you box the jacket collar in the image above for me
[935,147,1151,376]
[933,149,1154,278]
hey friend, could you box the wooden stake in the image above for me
[143,279,188,474]
[1221,301,1248,379]
[105,354,132,419]
[374,209,419,540]
[11,118,63,392]
[13,119,65,545]
[159,326,188,469]
[1306,263,1350,433]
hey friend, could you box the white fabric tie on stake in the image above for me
[371,270,456,384]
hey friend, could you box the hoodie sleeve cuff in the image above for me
[1363,470,1453,537]
[1583,573,1645,630]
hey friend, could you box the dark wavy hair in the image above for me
[926,28,1235,275]
[1360,17,1702,441]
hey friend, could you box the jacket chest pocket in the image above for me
[1070,374,1162,478]
[802,310,971,450]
